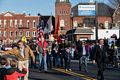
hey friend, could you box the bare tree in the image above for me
[108,0,120,8]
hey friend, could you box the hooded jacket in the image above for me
[4,68,27,80]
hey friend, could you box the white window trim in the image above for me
[26,31,30,37]
[0,20,2,28]
[60,0,66,2]
[27,20,30,28]
[15,31,17,37]
[32,31,36,37]
[0,30,2,37]
[33,20,36,28]
[10,31,13,37]
[74,21,78,27]
[60,19,65,27]
[15,19,17,27]
[4,31,6,37]
[10,19,12,27]
[4,20,7,28]
[19,19,22,27]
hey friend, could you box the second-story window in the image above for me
[15,19,17,27]
[19,19,22,27]
[10,19,12,27]
[0,20,2,28]
[4,20,7,28]
[27,20,30,28]
[33,20,36,28]
[60,19,65,30]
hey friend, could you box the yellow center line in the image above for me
[53,68,96,80]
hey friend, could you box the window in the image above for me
[60,19,65,27]
[60,19,65,30]
[15,19,17,27]
[10,31,13,37]
[83,18,95,27]
[104,21,109,29]
[60,0,66,2]
[4,20,7,28]
[0,20,2,28]
[19,19,22,27]
[4,31,6,37]
[0,31,1,37]
[15,31,17,37]
[32,31,37,37]
[27,20,30,28]
[10,19,12,27]
[26,31,30,37]
[33,20,36,28]
[74,21,78,28]
[20,30,23,37]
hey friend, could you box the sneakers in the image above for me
[65,69,68,71]
[69,69,72,71]
[65,69,72,71]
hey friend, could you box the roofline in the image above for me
[74,33,94,35]
[67,33,94,35]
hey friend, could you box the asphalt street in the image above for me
[29,60,120,80]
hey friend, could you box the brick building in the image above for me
[55,0,115,40]
[0,11,39,44]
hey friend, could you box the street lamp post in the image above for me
[70,12,73,46]
[95,1,98,41]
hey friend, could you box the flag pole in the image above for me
[50,12,52,35]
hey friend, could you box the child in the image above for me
[4,59,27,80]
[64,44,71,71]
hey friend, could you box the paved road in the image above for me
[29,60,120,80]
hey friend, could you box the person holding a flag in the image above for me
[36,31,48,72]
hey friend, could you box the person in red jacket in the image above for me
[4,59,27,80]
[36,32,48,72]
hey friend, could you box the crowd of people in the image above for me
[0,32,120,80]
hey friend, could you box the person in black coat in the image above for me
[93,39,107,80]
[77,41,89,72]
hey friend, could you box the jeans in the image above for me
[39,54,47,71]
[79,56,88,71]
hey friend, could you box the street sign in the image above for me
[78,5,95,16]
